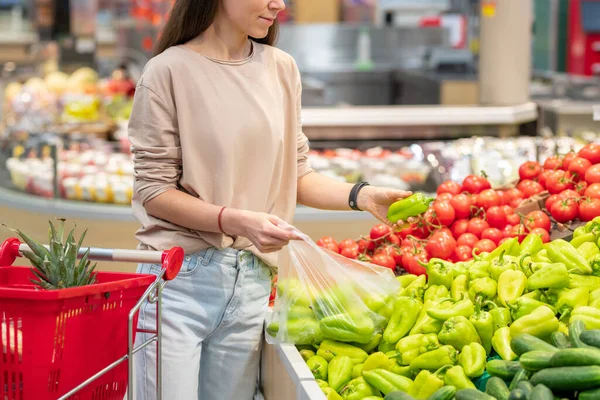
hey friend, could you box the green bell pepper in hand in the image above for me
[328,355,354,392]
[438,316,482,351]
[492,327,517,361]
[362,352,396,372]
[508,296,555,321]
[510,305,559,340]
[363,369,413,395]
[526,263,571,290]
[409,300,444,335]
[399,274,427,299]
[408,367,447,399]
[396,334,425,366]
[427,298,475,321]
[468,277,497,303]
[383,297,422,344]
[497,269,527,307]
[444,365,476,390]
[556,287,589,319]
[339,376,377,400]
[423,259,454,289]
[570,306,600,329]
[316,340,369,364]
[323,388,344,400]
[468,261,491,280]
[486,301,512,330]
[387,193,435,224]
[451,275,469,301]
[469,304,494,355]
[459,342,487,378]
[410,345,458,371]
[419,333,441,354]
[547,239,593,275]
[307,355,329,380]
[424,285,449,302]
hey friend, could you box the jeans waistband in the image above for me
[186,247,245,268]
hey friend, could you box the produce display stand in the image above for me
[0,238,184,400]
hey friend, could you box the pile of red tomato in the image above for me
[316,143,600,276]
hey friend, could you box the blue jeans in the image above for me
[133,247,272,400]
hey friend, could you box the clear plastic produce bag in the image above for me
[266,226,399,346]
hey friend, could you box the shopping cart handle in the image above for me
[0,238,184,280]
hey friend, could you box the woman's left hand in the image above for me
[357,186,412,227]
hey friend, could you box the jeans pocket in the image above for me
[175,255,202,277]
[256,260,273,282]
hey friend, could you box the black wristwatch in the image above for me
[349,182,370,211]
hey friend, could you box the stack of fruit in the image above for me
[280,218,600,399]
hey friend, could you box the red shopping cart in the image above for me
[0,237,184,400]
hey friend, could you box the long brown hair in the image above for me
[154,0,279,56]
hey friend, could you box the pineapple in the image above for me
[8,219,97,290]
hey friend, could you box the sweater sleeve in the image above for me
[128,84,182,206]
[294,64,313,180]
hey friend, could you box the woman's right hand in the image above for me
[222,209,298,253]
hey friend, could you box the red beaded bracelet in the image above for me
[218,207,227,234]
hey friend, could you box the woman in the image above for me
[128,0,411,399]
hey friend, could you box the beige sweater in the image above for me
[128,42,313,266]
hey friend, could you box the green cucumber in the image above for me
[549,347,600,367]
[486,360,522,381]
[530,365,600,391]
[578,387,600,400]
[508,389,527,400]
[580,329,600,348]
[427,385,457,400]
[509,368,529,390]
[530,384,553,400]
[511,334,557,356]
[384,392,417,400]
[485,377,510,400]
[455,388,496,400]
[519,351,555,371]
[568,320,594,349]
[550,332,570,349]
[516,381,533,398]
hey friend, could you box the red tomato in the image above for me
[450,194,473,220]
[457,233,479,248]
[402,249,429,275]
[317,236,337,247]
[562,152,578,170]
[529,227,550,243]
[436,193,454,202]
[502,205,515,215]
[519,161,542,181]
[358,239,375,253]
[517,180,545,198]
[579,143,600,165]
[545,194,562,212]
[426,231,457,259]
[538,170,554,188]
[568,157,592,180]
[579,197,600,221]
[585,183,600,200]
[550,198,579,223]
[481,228,503,245]
[432,201,456,226]
[467,218,490,237]
[477,189,502,209]
[339,238,357,250]
[559,189,581,200]
[543,156,563,170]
[436,227,454,240]
[451,219,470,238]
[487,206,507,229]
[503,224,515,238]
[511,224,529,242]
[371,253,396,270]
[506,213,521,226]
[498,237,511,246]
[377,245,402,266]
[505,188,525,203]
[321,242,340,253]
[437,180,462,196]
[510,197,525,209]
[453,245,473,262]
[462,175,492,194]
[546,170,574,194]
[386,233,401,246]
[575,181,589,196]
[473,239,497,255]
[524,210,551,232]
[586,164,600,184]
[370,224,391,242]
[341,246,359,259]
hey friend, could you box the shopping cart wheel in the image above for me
[162,247,184,281]
[0,237,21,267]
